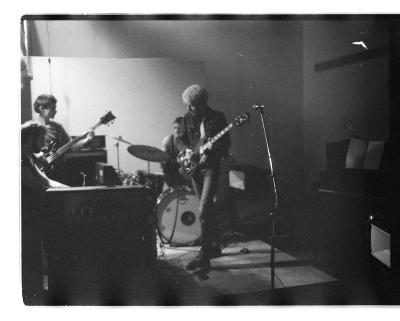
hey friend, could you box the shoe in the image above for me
[186,255,211,271]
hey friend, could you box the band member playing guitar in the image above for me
[180,84,231,272]
[32,94,94,183]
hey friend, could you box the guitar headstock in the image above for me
[233,112,250,127]
[100,111,116,126]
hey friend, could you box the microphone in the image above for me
[252,104,265,110]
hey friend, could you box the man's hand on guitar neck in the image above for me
[71,130,94,151]
[202,140,213,152]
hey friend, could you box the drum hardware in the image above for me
[111,136,134,145]
[111,143,169,190]
[127,145,169,173]
[111,136,134,171]
[114,137,121,171]
[116,170,140,186]
[114,141,199,246]
[135,170,165,195]
[80,171,87,187]
[114,169,165,196]
[127,145,169,162]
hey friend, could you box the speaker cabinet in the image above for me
[368,188,400,303]
[95,162,122,185]
[44,186,156,305]
[64,150,107,187]
[371,224,391,268]
[228,165,273,220]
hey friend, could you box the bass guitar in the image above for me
[177,112,249,174]
[35,111,116,174]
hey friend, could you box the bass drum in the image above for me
[156,188,201,246]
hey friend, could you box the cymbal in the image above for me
[127,145,169,162]
[111,136,133,145]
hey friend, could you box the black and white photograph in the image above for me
[16,10,400,309]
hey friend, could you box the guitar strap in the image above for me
[200,120,205,139]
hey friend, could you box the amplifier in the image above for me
[95,162,122,185]
[229,165,269,192]
[371,224,391,268]
[70,135,106,150]
[63,150,107,186]
[44,186,156,305]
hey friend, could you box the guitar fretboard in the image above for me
[46,122,101,163]
[209,123,234,145]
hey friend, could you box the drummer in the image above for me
[161,117,191,188]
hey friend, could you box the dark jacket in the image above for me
[183,106,231,169]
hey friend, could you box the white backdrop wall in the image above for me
[30,57,206,173]
[28,19,305,206]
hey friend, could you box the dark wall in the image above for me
[21,82,32,123]
[389,21,400,168]
[303,19,390,189]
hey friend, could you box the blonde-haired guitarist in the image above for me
[180,84,231,272]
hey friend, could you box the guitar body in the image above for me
[33,150,69,185]
[34,140,60,172]
[177,112,249,174]
[40,140,58,155]
[34,111,116,178]
[34,150,66,176]
[177,138,211,174]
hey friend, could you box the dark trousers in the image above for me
[191,167,219,257]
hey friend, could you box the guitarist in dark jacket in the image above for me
[181,84,231,272]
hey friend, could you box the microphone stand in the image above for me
[254,105,279,297]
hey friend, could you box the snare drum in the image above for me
[156,188,201,245]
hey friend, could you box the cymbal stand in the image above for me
[254,105,279,296]
[114,137,121,171]
[80,172,87,187]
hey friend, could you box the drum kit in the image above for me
[111,136,201,246]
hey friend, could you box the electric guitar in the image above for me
[35,111,116,174]
[177,112,250,174]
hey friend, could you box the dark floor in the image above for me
[23,203,400,305]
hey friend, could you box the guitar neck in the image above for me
[46,122,101,164]
[208,123,234,145]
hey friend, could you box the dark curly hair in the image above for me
[21,121,47,145]
[173,116,184,124]
[33,94,57,113]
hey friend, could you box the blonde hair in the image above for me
[182,84,208,106]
